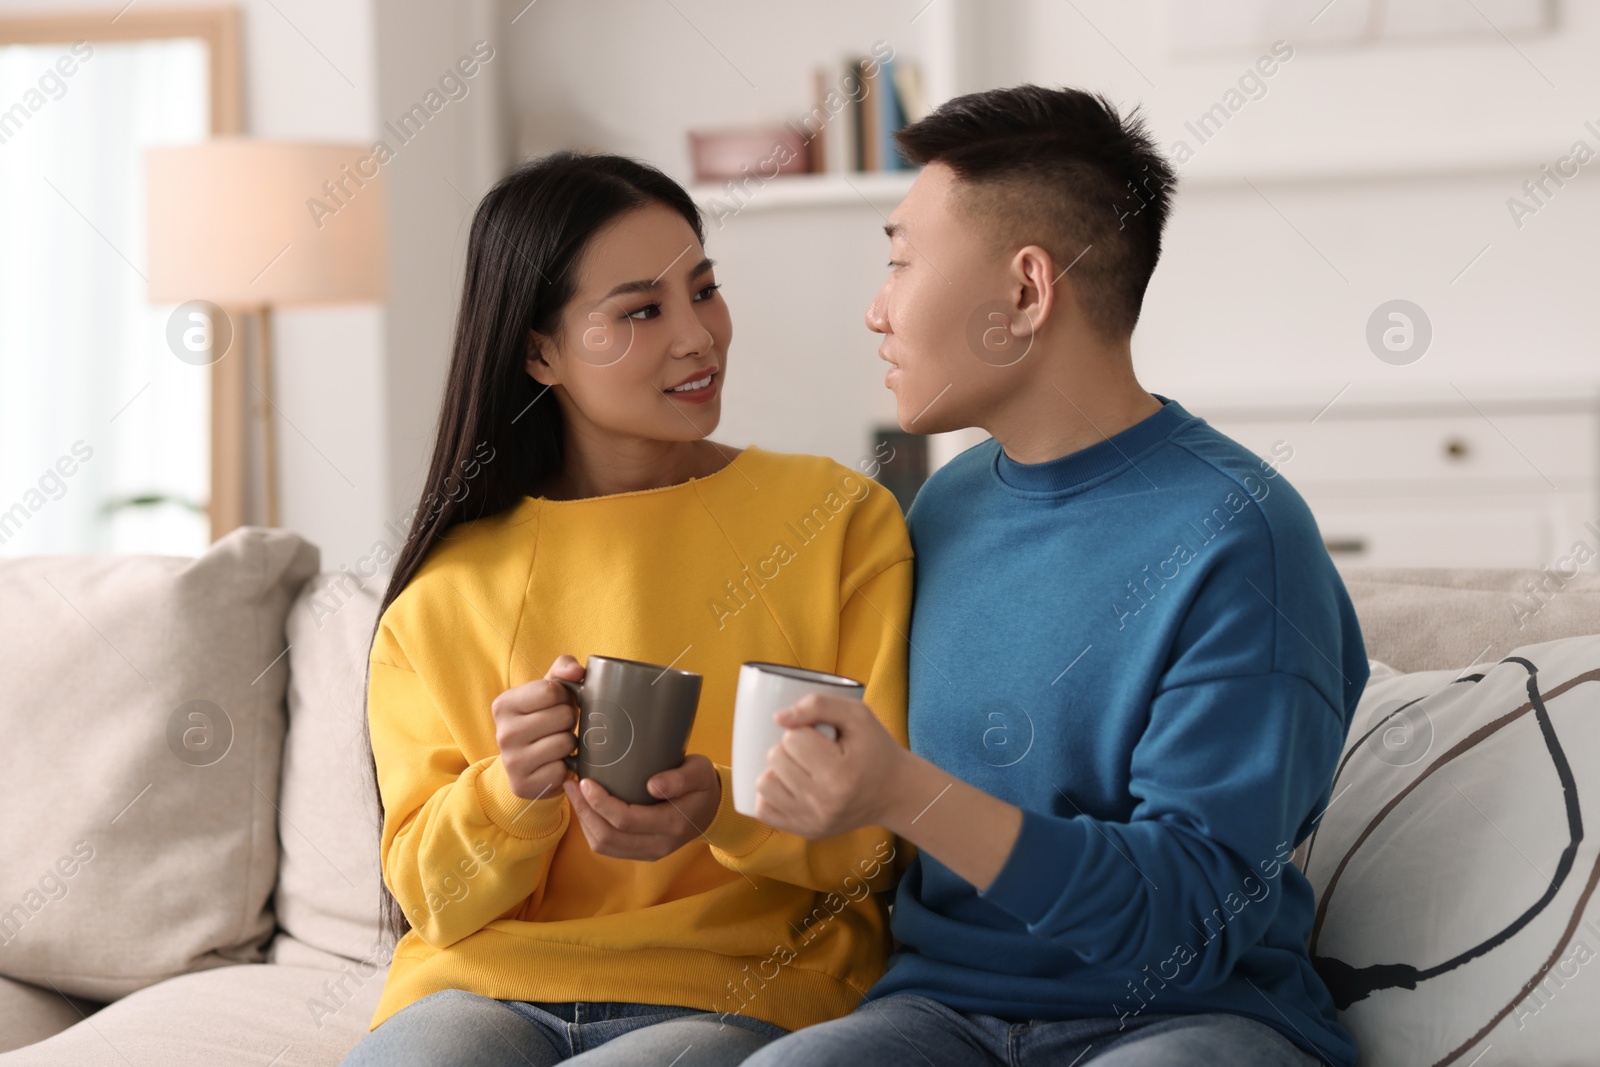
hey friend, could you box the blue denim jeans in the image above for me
[742,992,1329,1067]
[338,989,789,1066]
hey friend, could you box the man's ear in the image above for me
[526,330,559,387]
[1010,244,1058,339]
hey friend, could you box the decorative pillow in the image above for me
[0,527,318,1000]
[268,563,390,974]
[1301,634,1600,1067]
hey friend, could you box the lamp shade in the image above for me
[145,138,387,306]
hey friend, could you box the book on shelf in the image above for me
[858,57,880,172]
[802,54,925,175]
[894,61,929,127]
[810,66,830,174]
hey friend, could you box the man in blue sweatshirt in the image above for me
[740,86,1366,1067]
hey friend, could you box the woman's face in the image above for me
[527,202,730,445]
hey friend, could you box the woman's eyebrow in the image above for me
[596,257,717,302]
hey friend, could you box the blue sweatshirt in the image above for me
[866,396,1367,1067]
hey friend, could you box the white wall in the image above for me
[373,0,507,546]
[508,0,939,181]
[992,0,1600,401]
[269,0,508,575]
[1003,0,1600,182]
[691,202,903,468]
[1139,170,1600,405]
[18,0,1591,556]
[501,0,1600,466]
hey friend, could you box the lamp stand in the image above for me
[254,304,280,528]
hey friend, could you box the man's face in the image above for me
[866,162,1033,435]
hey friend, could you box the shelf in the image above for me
[690,170,919,215]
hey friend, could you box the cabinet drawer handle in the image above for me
[1444,437,1470,461]
[1324,538,1367,555]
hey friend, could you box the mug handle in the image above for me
[554,677,584,773]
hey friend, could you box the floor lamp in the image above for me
[145,139,387,540]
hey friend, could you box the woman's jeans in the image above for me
[338,989,788,1066]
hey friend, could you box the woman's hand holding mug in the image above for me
[563,755,721,861]
[493,652,718,860]
[490,654,586,802]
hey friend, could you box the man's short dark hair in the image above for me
[895,85,1175,339]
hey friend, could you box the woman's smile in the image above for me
[662,368,719,403]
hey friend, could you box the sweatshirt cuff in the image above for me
[703,762,774,857]
[977,807,1086,930]
[472,756,568,840]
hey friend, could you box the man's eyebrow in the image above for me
[598,257,716,302]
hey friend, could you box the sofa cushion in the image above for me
[270,564,390,966]
[1300,634,1600,1067]
[0,527,317,1000]
[0,961,382,1067]
[1340,565,1600,673]
[0,976,99,1054]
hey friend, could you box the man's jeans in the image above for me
[742,992,1329,1067]
[338,989,788,1066]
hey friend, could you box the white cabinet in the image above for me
[1189,391,1600,571]
[1309,495,1584,568]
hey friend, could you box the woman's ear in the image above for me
[526,330,559,386]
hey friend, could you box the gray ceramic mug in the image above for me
[555,655,702,805]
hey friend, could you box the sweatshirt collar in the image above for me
[525,444,761,506]
[992,395,1194,495]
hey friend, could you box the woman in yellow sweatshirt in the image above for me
[338,152,913,1067]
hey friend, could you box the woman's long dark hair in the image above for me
[362,152,706,948]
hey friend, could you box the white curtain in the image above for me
[0,37,209,556]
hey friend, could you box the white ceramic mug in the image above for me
[731,661,865,816]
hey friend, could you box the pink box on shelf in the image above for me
[688,127,812,182]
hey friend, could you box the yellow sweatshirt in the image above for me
[366,444,915,1034]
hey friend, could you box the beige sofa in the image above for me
[0,528,389,1066]
[0,527,1596,1066]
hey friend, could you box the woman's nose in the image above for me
[671,308,714,357]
